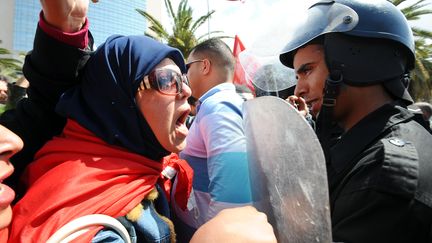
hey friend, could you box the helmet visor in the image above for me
[280,1,359,67]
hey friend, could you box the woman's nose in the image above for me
[0,125,24,160]
[180,81,192,99]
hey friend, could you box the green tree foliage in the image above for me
[137,0,230,57]
[389,0,432,101]
[0,48,23,80]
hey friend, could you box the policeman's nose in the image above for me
[294,81,307,98]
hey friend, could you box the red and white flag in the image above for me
[232,35,254,92]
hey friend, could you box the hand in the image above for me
[287,95,309,118]
[190,206,277,243]
[40,0,98,32]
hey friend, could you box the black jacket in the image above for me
[327,102,432,243]
[0,25,92,195]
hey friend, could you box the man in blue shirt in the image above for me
[172,38,252,242]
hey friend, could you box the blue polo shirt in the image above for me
[172,83,252,238]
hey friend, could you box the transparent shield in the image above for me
[238,51,296,92]
[243,96,332,243]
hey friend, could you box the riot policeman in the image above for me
[280,0,432,242]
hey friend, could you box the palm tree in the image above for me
[136,0,230,57]
[389,0,432,101]
[0,48,23,79]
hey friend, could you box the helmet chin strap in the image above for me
[316,70,343,162]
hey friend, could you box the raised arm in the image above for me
[0,0,96,194]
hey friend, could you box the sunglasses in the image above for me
[139,69,189,95]
[185,59,205,72]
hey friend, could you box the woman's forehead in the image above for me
[155,58,178,69]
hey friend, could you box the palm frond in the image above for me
[388,0,432,101]
[165,0,177,23]
[412,27,432,39]
[136,9,170,40]
[139,0,227,57]
[190,10,215,33]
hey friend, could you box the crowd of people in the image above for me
[0,76,29,114]
[1,0,432,242]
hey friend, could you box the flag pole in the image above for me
[206,0,211,39]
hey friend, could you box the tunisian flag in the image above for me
[233,35,254,92]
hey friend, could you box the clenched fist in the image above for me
[190,206,277,243]
[40,0,98,32]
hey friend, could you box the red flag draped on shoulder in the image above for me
[233,35,254,92]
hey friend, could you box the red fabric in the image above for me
[232,35,254,92]
[160,153,194,211]
[8,119,163,242]
[39,11,89,49]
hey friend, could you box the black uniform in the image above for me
[326,102,432,242]
[0,25,92,194]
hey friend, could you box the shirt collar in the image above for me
[196,83,235,112]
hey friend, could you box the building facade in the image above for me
[0,0,163,52]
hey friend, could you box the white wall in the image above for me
[145,0,164,36]
[0,0,15,50]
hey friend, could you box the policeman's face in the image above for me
[293,44,328,118]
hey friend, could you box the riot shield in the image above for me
[244,96,331,243]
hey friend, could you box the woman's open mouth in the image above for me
[0,183,15,210]
[175,109,190,137]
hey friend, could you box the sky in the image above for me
[163,0,432,52]
[163,0,312,49]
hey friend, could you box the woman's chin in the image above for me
[0,205,12,230]
[173,140,187,153]
[174,141,187,153]
[162,138,187,154]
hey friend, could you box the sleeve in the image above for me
[0,22,92,192]
[38,11,90,49]
[93,229,127,243]
[200,101,252,220]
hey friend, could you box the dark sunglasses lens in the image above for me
[154,70,181,95]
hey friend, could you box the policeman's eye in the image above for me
[303,66,312,75]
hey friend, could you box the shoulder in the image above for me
[199,92,244,118]
[375,137,418,197]
[373,121,432,202]
[337,110,432,206]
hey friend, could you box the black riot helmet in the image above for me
[279,0,415,103]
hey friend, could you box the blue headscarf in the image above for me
[56,35,186,161]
